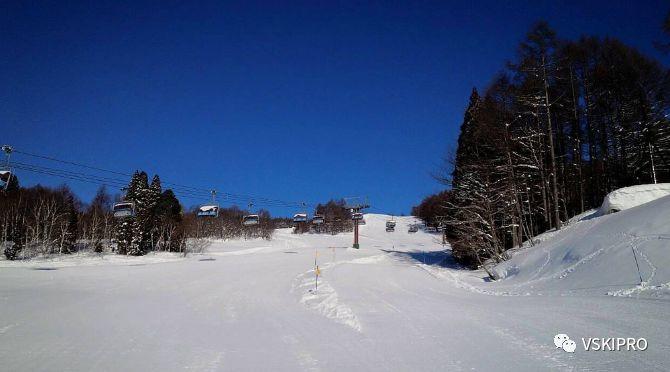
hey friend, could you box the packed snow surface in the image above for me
[1,213,669,371]
[599,183,670,215]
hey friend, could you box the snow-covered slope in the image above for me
[1,213,669,371]
[490,194,670,298]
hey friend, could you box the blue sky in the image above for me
[1,1,668,216]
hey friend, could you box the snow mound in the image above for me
[599,183,670,215]
[490,194,670,298]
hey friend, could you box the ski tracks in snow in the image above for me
[607,232,670,298]
[0,323,19,335]
[290,254,394,332]
[488,325,575,371]
[291,263,364,332]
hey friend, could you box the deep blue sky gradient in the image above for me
[2,1,668,216]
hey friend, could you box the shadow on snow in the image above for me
[380,249,466,270]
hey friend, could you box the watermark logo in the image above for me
[554,334,576,353]
[582,338,648,351]
[554,334,648,352]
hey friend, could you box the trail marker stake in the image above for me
[314,248,319,293]
[630,245,643,285]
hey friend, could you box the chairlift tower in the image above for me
[435,215,448,245]
[2,145,12,163]
[1,145,13,191]
[344,197,370,249]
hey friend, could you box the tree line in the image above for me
[417,20,670,272]
[0,171,276,260]
[1,171,360,260]
[312,199,353,234]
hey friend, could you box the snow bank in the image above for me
[490,194,670,298]
[599,183,670,215]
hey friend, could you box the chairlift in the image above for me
[292,202,309,225]
[242,201,259,226]
[113,202,135,219]
[197,190,219,218]
[0,170,12,190]
[197,205,219,217]
[385,220,396,228]
[1,145,14,191]
[293,213,307,223]
[408,224,419,233]
[352,212,363,221]
[242,214,260,226]
[312,214,324,225]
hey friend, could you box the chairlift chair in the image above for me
[312,214,324,225]
[0,170,12,190]
[197,205,219,217]
[352,212,363,221]
[408,224,419,233]
[113,202,135,219]
[1,145,14,191]
[242,201,260,226]
[197,190,219,218]
[242,214,260,226]
[293,213,308,223]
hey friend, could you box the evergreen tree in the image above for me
[155,189,183,251]
[432,22,670,270]
[115,171,144,255]
[3,208,25,260]
[128,171,150,255]
[157,190,182,219]
[146,175,162,249]
[115,219,132,255]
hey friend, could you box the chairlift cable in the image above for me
[11,148,313,208]
[11,161,310,208]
